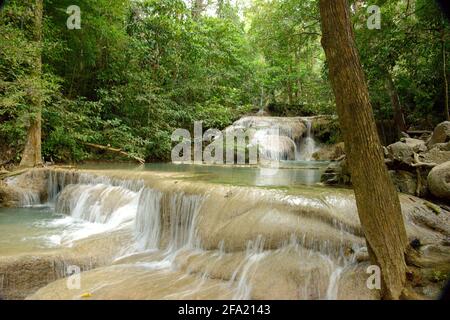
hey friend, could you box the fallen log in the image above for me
[0,168,29,180]
[411,152,437,168]
[82,142,145,164]
[406,130,432,135]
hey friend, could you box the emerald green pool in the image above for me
[77,161,330,187]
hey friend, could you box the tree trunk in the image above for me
[385,72,407,132]
[217,0,224,18]
[192,0,205,20]
[20,0,43,168]
[287,65,293,105]
[319,0,408,299]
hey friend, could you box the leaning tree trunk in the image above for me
[319,0,408,299]
[20,0,43,168]
[385,72,407,133]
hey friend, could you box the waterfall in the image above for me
[217,116,324,163]
[4,176,40,207]
[230,236,267,300]
[18,189,40,207]
[37,169,366,300]
[166,192,203,250]
[297,119,317,161]
[47,171,205,254]
[135,188,162,250]
[46,172,142,246]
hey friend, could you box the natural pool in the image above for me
[0,206,62,256]
[77,160,331,187]
[0,166,448,300]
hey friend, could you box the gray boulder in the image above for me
[427,121,450,148]
[389,170,417,195]
[427,161,450,201]
[402,138,427,153]
[421,148,450,165]
[387,141,414,165]
[321,158,351,185]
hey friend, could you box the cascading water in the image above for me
[296,119,317,161]
[135,188,162,251]
[219,116,322,163]
[24,169,369,300]
[5,168,448,300]
[4,176,40,207]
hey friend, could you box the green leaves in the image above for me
[247,0,332,113]
[354,0,449,125]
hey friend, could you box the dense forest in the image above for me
[1,0,450,302]
[1,0,448,164]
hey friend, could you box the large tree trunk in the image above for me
[319,0,408,299]
[20,0,43,168]
[385,72,407,132]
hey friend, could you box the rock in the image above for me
[427,121,450,148]
[421,148,450,165]
[0,183,21,207]
[400,131,410,139]
[312,142,345,161]
[402,138,427,153]
[429,142,450,152]
[321,158,351,185]
[257,135,297,161]
[427,161,450,201]
[389,170,418,195]
[0,169,48,207]
[387,141,414,165]
[410,238,421,249]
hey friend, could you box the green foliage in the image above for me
[354,0,449,127]
[312,117,341,145]
[247,0,334,113]
[1,0,448,163]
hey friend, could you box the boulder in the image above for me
[402,138,427,153]
[429,142,450,152]
[312,142,345,161]
[389,170,417,195]
[427,121,450,148]
[0,183,20,207]
[421,148,450,165]
[387,141,414,165]
[321,158,351,185]
[427,161,450,201]
[257,135,297,161]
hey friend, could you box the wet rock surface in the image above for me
[0,168,447,300]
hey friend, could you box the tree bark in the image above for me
[319,0,408,299]
[385,72,407,132]
[82,142,145,164]
[20,0,43,168]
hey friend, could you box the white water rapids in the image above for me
[19,169,363,300]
